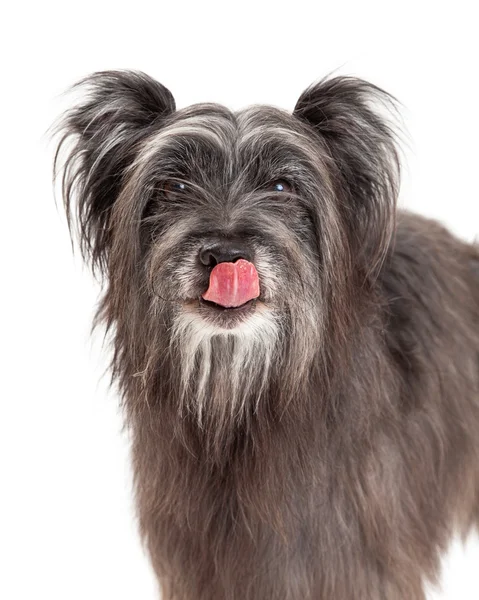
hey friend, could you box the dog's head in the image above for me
[55,71,400,436]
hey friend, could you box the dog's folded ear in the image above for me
[54,70,175,273]
[294,77,401,280]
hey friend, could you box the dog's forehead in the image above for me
[235,105,299,134]
[159,103,302,149]
[138,102,310,179]
[170,102,295,129]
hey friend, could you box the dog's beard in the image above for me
[170,303,281,428]
[145,226,323,437]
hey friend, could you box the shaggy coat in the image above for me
[55,71,479,600]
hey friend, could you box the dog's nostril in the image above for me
[199,249,218,267]
[199,242,252,267]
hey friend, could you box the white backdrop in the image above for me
[1,1,478,599]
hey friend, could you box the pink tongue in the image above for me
[202,259,260,308]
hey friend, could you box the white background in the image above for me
[1,1,478,598]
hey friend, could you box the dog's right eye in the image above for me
[163,180,187,196]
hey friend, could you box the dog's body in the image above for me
[55,71,479,599]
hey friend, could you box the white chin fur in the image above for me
[170,305,280,424]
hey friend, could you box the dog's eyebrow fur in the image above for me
[53,70,479,600]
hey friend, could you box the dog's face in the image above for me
[139,103,329,333]
[55,71,400,433]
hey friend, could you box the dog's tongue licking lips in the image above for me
[202,259,260,308]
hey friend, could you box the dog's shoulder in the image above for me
[386,210,478,290]
[376,211,478,396]
[379,207,478,345]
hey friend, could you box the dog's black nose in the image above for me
[199,240,253,267]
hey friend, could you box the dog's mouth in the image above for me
[181,259,260,329]
[182,259,262,328]
[193,296,259,329]
[199,297,257,312]
[201,259,260,308]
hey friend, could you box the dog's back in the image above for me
[381,210,479,539]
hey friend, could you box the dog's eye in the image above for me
[163,180,187,196]
[267,180,292,193]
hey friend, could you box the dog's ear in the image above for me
[54,70,175,274]
[294,76,400,279]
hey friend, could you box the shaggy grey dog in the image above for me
[54,71,479,600]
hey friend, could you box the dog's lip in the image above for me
[198,297,257,312]
[182,296,262,325]
[183,293,265,308]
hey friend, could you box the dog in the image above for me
[54,71,479,599]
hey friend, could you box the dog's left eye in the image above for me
[267,180,292,193]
